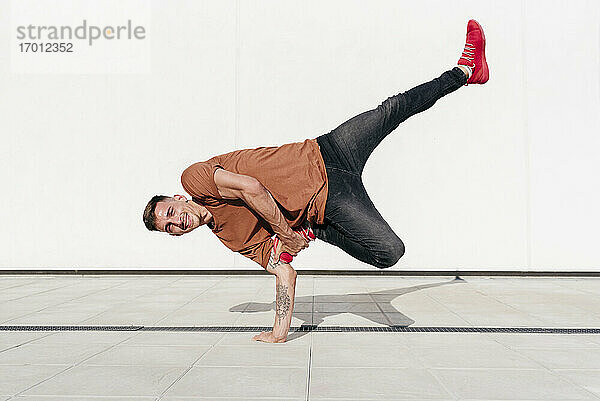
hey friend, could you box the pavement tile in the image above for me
[195,344,309,367]
[0,343,111,366]
[554,369,600,397]
[431,368,598,400]
[28,331,137,345]
[514,348,600,369]
[167,301,250,313]
[414,343,542,369]
[312,346,423,368]
[81,310,169,326]
[0,332,52,349]
[389,311,471,326]
[163,366,307,398]
[154,311,240,326]
[5,311,109,326]
[312,331,410,347]
[217,331,312,346]
[122,331,224,346]
[0,365,67,396]
[492,333,600,349]
[21,365,186,397]
[310,367,451,399]
[314,294,374,303]
[455,310,548,327]
[401,333,499,348]
[314,302,381,313]
[83,344,212,366]
[312,312,391,326]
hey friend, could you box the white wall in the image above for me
[1,0,598,271]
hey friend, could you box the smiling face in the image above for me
[153,195,203,236]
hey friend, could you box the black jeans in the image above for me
[314,68,466,268]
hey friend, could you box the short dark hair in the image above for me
[143,195,172,231]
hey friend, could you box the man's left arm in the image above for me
[212,168,304,342]
[253,261,297,343]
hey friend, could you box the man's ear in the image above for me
[173,194,188,201]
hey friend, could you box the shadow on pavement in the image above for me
[230,277,464,342]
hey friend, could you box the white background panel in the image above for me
[525,0,600,269]
[1,1,238,269]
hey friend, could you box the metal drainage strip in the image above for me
[1,325,600,334]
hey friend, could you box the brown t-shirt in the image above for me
[180,139,328,269]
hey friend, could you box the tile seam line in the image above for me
[155,338,222,400]
[470,287,551,327]
[502,340,600,400]
[6,330,137,398]
[140,276,226,327]
[425,366,461,400]
[424,293,473,327]
[2,365,561,370]
[432,363,600,401]
[2,280,83,303]
[0,278,134,325]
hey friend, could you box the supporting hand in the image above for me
[252,331,287,343]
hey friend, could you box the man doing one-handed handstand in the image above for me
[143,20,489,343]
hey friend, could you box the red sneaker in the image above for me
[458,19,489,84]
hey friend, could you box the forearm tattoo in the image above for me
[275,284,291,323]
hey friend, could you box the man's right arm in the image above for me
[212,168,308,256]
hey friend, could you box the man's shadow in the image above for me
[230,277,464,341]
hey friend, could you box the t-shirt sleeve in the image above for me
[239,239,274,270]
[181,161,223,199]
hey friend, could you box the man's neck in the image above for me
[188,199,213,226]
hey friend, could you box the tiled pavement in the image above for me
[1,274,600,400]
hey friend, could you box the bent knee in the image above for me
[372,238,405,269]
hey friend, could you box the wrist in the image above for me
[276,226,295,241]
[271,329,288,341]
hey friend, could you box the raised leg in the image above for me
[317,68,466,175]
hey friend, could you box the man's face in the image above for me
[154,195,201,236]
